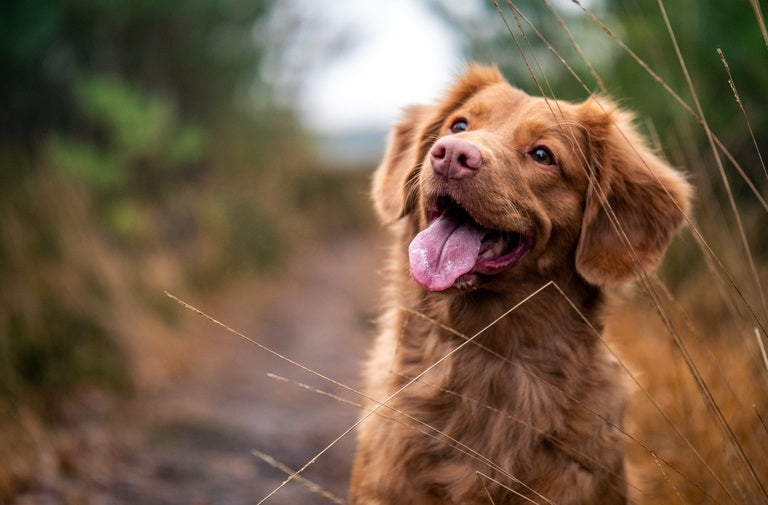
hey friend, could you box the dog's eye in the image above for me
[530,147,555,166]
[450,119,468,134]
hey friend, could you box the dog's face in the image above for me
[373,65,691,292]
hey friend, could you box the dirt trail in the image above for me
[17,232,386,505]
[142,234,386,505]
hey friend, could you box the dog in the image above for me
[349,65,691,504]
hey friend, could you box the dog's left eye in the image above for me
[530,147,555,166]
[450,119,468,134]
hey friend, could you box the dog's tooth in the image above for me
[493,238,504,256]
[479,236,503,258]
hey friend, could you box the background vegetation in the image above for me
[0,0,367,415]
[1,0,766,503]
[0,1,371,498]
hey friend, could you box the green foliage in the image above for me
[0,171,129,417]
[76,75,177,161]
[0,0,274,144]
[222,199,283,273]
[45,75,208,242]
[1,304,128,417]
[0,0,307,419]
[604,0,767,163]
[47,135,125,191]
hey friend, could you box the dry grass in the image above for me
[607,280,768,504]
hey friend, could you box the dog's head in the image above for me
[373,65,692,292]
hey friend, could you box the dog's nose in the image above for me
[430,137,482,179]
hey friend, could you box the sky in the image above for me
[263,0,593,136]
[264,0,474,135]
[299,1,460,133]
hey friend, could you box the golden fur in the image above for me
[350,65,692,504]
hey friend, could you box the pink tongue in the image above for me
[408,212,485,291]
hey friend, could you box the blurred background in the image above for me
[1,0,766,504]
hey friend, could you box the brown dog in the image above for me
[349,65,691,504]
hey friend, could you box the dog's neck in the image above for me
[405,283,601,363]
[388,266,620,446]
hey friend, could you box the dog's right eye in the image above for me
[530,146,556,167]
[450,119,468,134]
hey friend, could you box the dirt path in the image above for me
[141,234,386,505]
[18,233,386,505]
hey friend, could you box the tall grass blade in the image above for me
[717,48,768,184]
[749,0,768,49]
[252,449,347,505]
[755,328,768,378]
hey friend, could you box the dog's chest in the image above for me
[396,323,576,450]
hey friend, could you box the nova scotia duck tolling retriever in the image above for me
[349,65,692,505]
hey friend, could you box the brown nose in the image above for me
[430,137,483,180]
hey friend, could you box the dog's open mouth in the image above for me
[408,196,533,291]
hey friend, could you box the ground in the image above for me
[12,232,385,505]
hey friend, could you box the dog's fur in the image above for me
[350,65,691,505]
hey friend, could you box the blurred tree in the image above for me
[432,1,617,98]
[603,0,768,170]
[0,0,273,145]
[0,0,315,417]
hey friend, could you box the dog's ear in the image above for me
[371,105,432,223]
[575,98,692,285]
[372,64,507,224]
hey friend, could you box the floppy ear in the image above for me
[371,105,432,223]
[372,64,507,224]
[575,98,693,285]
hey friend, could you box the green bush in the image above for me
[1,304,128,417]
